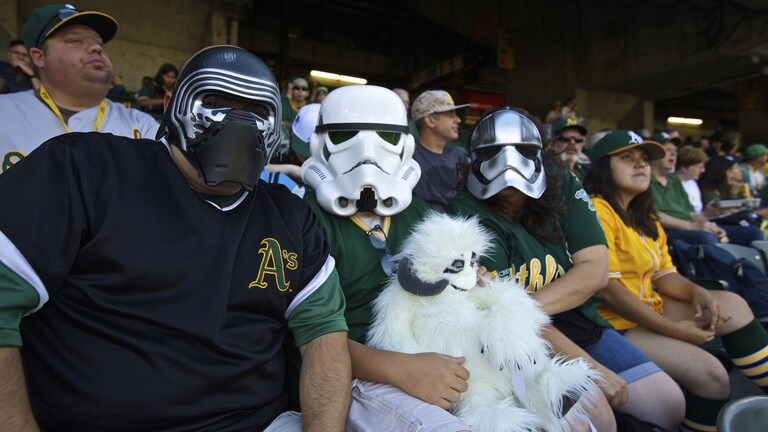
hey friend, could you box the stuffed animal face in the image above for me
[395,212,492,297]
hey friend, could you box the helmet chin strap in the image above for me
[356,187,378,212]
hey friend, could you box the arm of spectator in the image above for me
[657,211,726,237]
[600,280,715,344]
[531,245,608,315]
[298,331,351,431]
[0,347,40,431]
[265,164,302,182]
[348,339,468,410]
[541,325,628,407]
[653,272,730,332]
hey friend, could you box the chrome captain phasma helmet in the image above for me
[467,107,546,199]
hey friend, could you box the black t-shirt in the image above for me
[0,133,339,431]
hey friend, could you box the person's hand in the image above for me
[476,265,493,286]
[674,320,716,344]
[593,362,628,407]
[394,352,470,409]
[690,288,730,331]
[13,61,34,78]
[702,221,726,238]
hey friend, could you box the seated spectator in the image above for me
[740,143,768,201]
[448,108,685,431]
[313,85,328,103]
[652,134,763,246]
[583,130,768,431]
[0,39,39,93]
[410,90,470,211]
[0,3,158,173]
[550,116,590,180]
[392,87,419,137]
[279,77,309,161]
[675,145,708,213]
[137,63,178,118]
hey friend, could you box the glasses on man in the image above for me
[556,135,585,144]
[367,224,394,276]
[293,86,308,91]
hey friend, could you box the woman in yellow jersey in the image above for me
[583,130,768,432]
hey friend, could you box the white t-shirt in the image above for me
[681,178,703,213]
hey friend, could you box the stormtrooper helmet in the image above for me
[301,85,421,216]
[468,107,546,199]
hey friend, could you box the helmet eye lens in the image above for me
[475,147,502,162]
[201,94,270,118]
[328,130,359,144]
[517,145,540,160]
[376,131,402,145]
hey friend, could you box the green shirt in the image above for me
[306,194,431,343]
[652,173,694,221]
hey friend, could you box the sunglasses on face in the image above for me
[293,86,308,91]
[367,224,394,276]
[556,135,585,144]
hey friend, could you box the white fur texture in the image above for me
[367,214,599,432]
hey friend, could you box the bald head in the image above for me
[392,88,410,112]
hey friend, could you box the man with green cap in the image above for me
[0,3,157,173]
[740,143,768,200]
[550,116,590,180]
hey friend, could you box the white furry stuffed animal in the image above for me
[367,213,599,432]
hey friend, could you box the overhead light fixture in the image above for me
[310,70,367,85]
[667,117,703,126]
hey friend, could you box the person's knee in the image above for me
[690,358,730,399]
[715,291,755,329]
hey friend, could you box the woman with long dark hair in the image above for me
[447,108,686,431]
[583,130,768,431]
[137,63,178,117]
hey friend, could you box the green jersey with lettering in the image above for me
[447,170,610,343]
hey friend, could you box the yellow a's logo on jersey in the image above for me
[249,238,298,292]
[2,151,25,172]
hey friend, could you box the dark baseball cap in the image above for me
[649,132,682,146]
[553,116,587,136]
[24,4,118,49]
[591,130,666,162]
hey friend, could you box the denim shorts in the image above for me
[347,379,470,432]
[263,411,302,432]
[583,328,662,384]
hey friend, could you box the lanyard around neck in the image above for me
[39,85,107,133]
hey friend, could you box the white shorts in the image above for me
[346,379,470,432]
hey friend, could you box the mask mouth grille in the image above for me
[201,94,270,119]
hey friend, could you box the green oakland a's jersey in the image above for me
[306,193,431,343]
[447,171,605,292]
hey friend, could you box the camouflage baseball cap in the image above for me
[411,90,469,121]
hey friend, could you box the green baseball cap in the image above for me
[24,4,118,49]
[591,130,666,162]
[553,116,587,136]
[745,143,768,160]
[649,131,681,146]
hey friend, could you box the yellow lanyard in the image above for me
[39,85,107,133]
[350,214,391,241]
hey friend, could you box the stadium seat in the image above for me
[717,395,768,431]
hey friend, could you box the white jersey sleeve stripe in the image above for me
[0,230,49,315]
[285,255,336,319]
